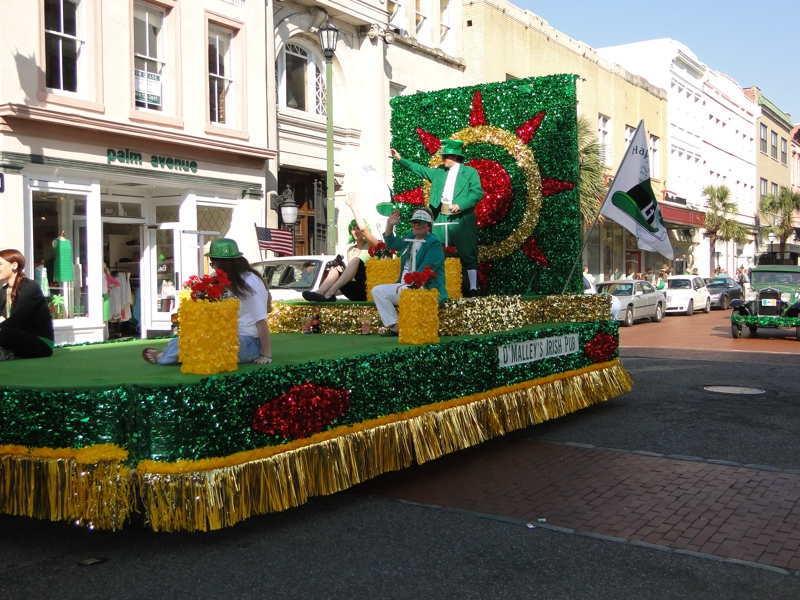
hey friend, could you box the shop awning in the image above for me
[661,204,705,227]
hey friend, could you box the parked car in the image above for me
[595,279,665,326]
[703,277,743,309]
[583,275,621,320]
[251,255,337,301]
[665,275,711,315]
[730,265,800,339]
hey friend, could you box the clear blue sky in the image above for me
[516,0,799,124]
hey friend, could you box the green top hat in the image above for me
[438,139,465,158]
[205,238,243,259]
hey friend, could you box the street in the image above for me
[1,311,800,599]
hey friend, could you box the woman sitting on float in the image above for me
[143,238,273,366]
[303,193,380,302]
[372,208,447,337]
[0,249,55,360]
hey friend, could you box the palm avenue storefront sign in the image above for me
[107,148,198,173]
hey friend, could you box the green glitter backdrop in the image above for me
[390,74,581,295]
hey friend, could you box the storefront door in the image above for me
[144,222,183,334]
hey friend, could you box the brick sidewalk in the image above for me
[362,440,800,571]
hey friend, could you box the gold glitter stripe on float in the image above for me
[0,444,132,530]
[136,360,631,532]
[268,294,612,336]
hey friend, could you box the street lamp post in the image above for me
[270,185,299,252]
[768,232,775,265]
[318,22,339,255]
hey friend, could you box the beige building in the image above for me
[269,0,465,254]
[0,0,276,342]
[462,0,669,280]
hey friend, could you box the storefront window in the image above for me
[585,226,600,279]
[154,206,179,314]
[31,192,89,320]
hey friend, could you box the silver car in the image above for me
[595,279,667,327]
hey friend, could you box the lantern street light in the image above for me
[270,185,298,251]
[318,21,339,254]
[768,232,775,263]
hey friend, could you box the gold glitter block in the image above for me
[398,288,440,344]
[365,259,400,302]
[445,258,463,299]
[178,298,240,374]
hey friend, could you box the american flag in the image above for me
[255,225,294,255]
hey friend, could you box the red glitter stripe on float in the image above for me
[478,261,492,293]
[469,90,487,126]
[415,127,441,156]
[516,111,546,144]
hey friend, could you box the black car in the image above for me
[703,277,743,309]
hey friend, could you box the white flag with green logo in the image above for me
[599,120,673,260]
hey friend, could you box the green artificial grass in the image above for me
[0,325,553,390]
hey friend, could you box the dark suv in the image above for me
[730,266,800,339]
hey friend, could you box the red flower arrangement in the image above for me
[442,246,459,258]
[183,270,232,301]
[368,242,396,259]
[403,265,437,289]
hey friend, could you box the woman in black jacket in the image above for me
[0,249,55,360]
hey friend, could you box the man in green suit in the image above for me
[391,139,484,297]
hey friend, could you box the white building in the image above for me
[268,0,465,254]
[0,0,276,342]
[702,69,757,272]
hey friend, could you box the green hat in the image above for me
[438,139,465,158]
[205,238,243,259]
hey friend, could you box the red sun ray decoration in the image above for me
[521,236,550,267]
[415,127,441,156]
[541,178,576,198]
[393,187,426,205]
[469,90,487,127]
[515,111,546,145]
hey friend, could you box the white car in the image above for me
[251,255,337,301]
[665,275,711,315]
[583,275,621,320]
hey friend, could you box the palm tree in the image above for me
[576,114,607,226]
[702,185,750,274]
[760,186,800,264]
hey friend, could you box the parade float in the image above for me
[0,75,631,532]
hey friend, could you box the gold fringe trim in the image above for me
[138,360,632,532]
[0,444,132,530]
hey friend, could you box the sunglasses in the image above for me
[411,220,427,225]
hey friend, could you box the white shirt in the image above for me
[441,163,460,205]
[238,272,270,338]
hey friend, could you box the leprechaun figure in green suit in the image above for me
[391,139,484,297]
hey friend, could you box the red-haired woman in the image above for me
[0,249,55,360]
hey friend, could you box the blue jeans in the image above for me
[157,335,263,366]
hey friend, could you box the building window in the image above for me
[415,0,429,41]
[781,138,787,165]
[389,82,406,98]
[771,131,778,160]
[208,25,233,125]
[278,42,326,116]
[760,124,768,153]
[134,2,164,111]
[772,182,778,197]
[598,114,611,166]
[649,135,660,179]
[388,0,404,29]
[760,178,767,198]
[624,125,635,151]
[44,0,83,92]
